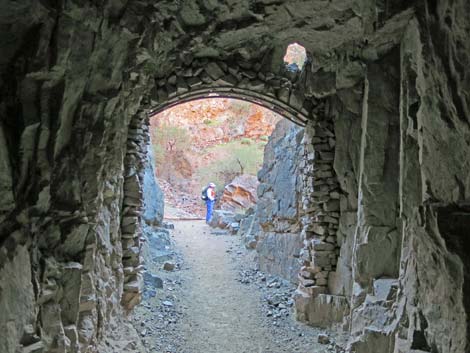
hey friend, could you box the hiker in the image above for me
[202,182,216,223]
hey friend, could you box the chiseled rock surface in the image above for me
[142,143,164,226]
[0,1,469,353]
[252,119,304,284]
[0,245,36,353]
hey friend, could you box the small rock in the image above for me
[162,222,175,229]
[245,239,257,249]
[163,262,175,271]
[144,272,163,289]
[318,333,330,345]
[162,300,173,307]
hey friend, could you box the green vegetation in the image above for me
[203,119,222,127]
[229,100,252,117]
[195,139,266,190]
[152,124,191,169]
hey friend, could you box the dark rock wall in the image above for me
[0,1,469,353]
[142,144,164,226]
[326,5,470,352]
[253,119,304,283]
[0,2,159,352]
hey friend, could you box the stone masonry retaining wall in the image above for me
[294,103,348,327]
[120,113,150,310]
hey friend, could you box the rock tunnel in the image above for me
[0,1,469,352]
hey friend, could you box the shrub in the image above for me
[152,124,191,178]
[194,140,265,190]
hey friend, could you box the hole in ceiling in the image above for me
[283,43,307,72]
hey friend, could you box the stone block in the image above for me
[204,62,224,80]
[121,222,140,234]
[63,325,79,352]
[79,294,96,312]
[298,284,327,297]
[60,262,83,325]
[163,261,175,271]
[355,227,400,285]
[121,291,141,311]
[373,278,398,301]
[123,280,141,293]
[277,87,290,103]
[289,91,305,110]
[22,341,44,353]
[121,217,138,227]
[247,79,265,91]
[301,279,316,287]
[123,246,139,258]
[217,75,238,86]
[187,76,203,87]
[324,200,340,212]
[176,77,189,94]
[300,270,314,279]
[312,252,332,267]
[299,294,349,328]
[312,240,335,251]
[347,329,394,353]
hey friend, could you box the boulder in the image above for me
[220,174,258,212]
[209,210,243,229]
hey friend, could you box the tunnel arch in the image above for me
[146,58,322,128]
[149,87,308,126]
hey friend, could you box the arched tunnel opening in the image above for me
[149,98,285,219]
[134,97,322,352]
[1,2,469,353]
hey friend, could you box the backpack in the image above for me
[201,186,209,200]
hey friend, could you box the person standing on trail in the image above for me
[202,182,216,223]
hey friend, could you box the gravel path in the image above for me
[132,220,345,353]
[175,221,276,352]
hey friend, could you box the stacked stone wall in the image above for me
[294,103,348,327]
[149,58,316,128]
[120,113,150,310]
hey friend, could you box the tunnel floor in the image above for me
[130,220,345,353]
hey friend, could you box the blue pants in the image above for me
[205,200,215,223]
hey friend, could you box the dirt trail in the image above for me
[174,220,274,353]
[132,220,343,353]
